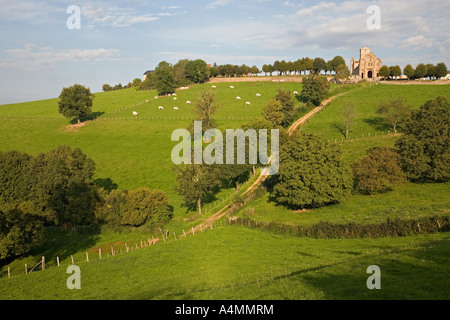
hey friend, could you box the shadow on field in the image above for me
[290,238,450,300]
[364,117,392,132]
[69,112,105,124]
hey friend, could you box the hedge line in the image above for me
[230,215,450,239]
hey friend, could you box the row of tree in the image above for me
[102,78,143,92]
[261,56,349,76]
[0,146,173,260]
[379,62,447,80]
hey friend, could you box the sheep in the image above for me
[256,93,261,97]
[174,107,179,111]
[154,96,159,99]
[173,97,177,101]
[159,106,164,110]
[294,91,299,96]
[212,85,217,88]
[173,93,177,96]
[230,86,235,89]
[132,111,139,117]
[236,96,241,100]
[145,100,149,103]
[186,101,191,104]
[246,102,252,106]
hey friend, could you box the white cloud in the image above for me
[400,35,435,49]
[206,0,233,9]
[0,44,121,71]
[82,6,159,27]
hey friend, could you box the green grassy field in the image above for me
[1,81,449,300]
[1,226,449,300]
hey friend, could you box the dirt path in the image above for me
[178,91,348,238]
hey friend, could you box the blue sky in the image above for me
[0,0,449,104]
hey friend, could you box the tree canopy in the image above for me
[58,84,94,123]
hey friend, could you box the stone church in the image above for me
[350,47,382,80]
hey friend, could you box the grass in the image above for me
[1,226,449,300]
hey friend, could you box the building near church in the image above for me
[350,47,382,80]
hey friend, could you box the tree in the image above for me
[379,65,390,79]
[271,132,353,209]
[396,96,450,182]
[436,63,448,79]
[132,78,142,88]
[275,89,296,127]
[334,64,350,80]
[28,146,97,226]
[331,56,346,72]
[262,98,284,127]
[403,64,415,80]
[342,103,358,140]
[185,59,210,84]
[301,75,330,106]
[0,209,45,260]
[192,89,219,131]
[262,64,270,76]
[121,188,171,227]
[313,57,327,74]
[352,147,406,194]
[377,97,411,135]
[389,65,402,78]
[155,61,176,95]
[426,64,436,80]
[102,84,112,92]
[415,63,427,79]
[58,84,94,123]
[173,163,221,216]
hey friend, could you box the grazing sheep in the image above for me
[212,85,217,88]
[174,107,179,111]
[236,96,241,100]
[173,93,177,96]
[256,93,261,97]
[294,91,299,95]
[159,106,164,110]
[173,97,177,101]
[145,100,149,103]
[186,101,191,104]
[230,86,235,89]
[154,96,159,99]
[246,102,251,106]
[133,111,138,117]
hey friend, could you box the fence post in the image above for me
[25,264,28,275]
[192,227,195,235]
[8,267,10,279]
[42,256,45,270]
[71,255,74,265]
[86,252,89,262]
[57,257,60,267]
[99,248,102,259]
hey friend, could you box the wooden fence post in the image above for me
[42,256,45,270]
[99,248,102,259]
[71,255,74,265]
[57,257,60,267]
[25,264,28,275]
[86,252,89,262]
[8,267,10,279]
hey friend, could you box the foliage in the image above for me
[396,96,450,182]
[403,64,415,80]
[192,89,219,131]
[436,63,448,79]
[58,84,94,122]
[379,65,390,79]
[275,89,296,127]
[341,103,357,140]
[352,147,406,194]
[301,75,330,106]
[262,98,284,127]
[415,63,427,79]
[173,163,221,216]
[155,61,177,95]
[376,97,412,134]
[0,210,46,260]
[184,59,210,84]
[271,132,353,209]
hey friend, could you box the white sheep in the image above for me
[159,106,164,110]
[212,85,217,89]
[230,86,235,89]
[256,93,261,97]
[246,102,251,106]
[132,111,138,117]
[174,107,179,111]
[173,97,177,101]
[186,101,191,104]
[294,91,299,96]
[173,93,177,96]
[236,96,241,100]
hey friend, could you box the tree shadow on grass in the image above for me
[287,238,450,300]
[364,117,391,132]
[69,112,105,124]
[94,178,119,193]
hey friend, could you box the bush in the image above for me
[301,75,330,106]
[352,147,406,194]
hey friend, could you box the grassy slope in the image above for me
[1,226,449,300]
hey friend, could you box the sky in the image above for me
[0,0,449,104]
